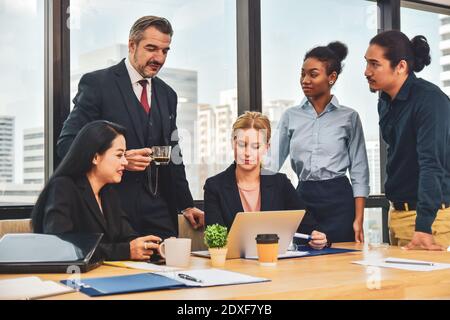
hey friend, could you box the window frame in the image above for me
[2,0,449,243]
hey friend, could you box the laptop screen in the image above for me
[0,233,103,263]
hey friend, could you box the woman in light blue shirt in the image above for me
[266,42,370,243]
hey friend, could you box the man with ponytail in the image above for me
[365,30,450,250]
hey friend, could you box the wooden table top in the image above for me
[1,243,449,300]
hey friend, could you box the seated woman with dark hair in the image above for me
[32,120,160,261]
[204,112,329,250]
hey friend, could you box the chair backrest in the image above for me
[0,217,207,251]
[177,215,206,251]
[0,219,33,238]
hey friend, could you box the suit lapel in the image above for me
[113,60,145,146]
[223,164,244,215]
[260,169,275,211]
[151,78,171,144]
[76,177,107,232]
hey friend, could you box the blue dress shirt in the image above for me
[265,95,370,198]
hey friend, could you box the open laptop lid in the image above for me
[226,210,305,259]
[0,233,103,264]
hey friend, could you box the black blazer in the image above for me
[35,176,139,261]
[56,59,194,232]
[204,163,319,235]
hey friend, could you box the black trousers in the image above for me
[297,176,355,243]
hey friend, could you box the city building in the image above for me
[0,116,14,183]
[23,127,45,185]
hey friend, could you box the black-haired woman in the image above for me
[365,31,450,250]
[32,120,161,261]
[267,42,370,243]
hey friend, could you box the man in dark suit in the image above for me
[57,16,204,240]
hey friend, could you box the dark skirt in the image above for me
[296,176,355,243]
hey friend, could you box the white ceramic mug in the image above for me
[159,238,191,267]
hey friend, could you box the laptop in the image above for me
[193,210,305,259]
[0,233,104,273]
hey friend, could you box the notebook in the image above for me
[352,257,450,272]
[103,261,180,272]
[61,269,269,297]
[0,276,75,300]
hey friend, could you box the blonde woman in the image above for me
[203,112,328,250]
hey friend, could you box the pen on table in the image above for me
[385,260,435,266]
[178,273,203,283]
[294,233,312,241]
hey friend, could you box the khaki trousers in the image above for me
[388,207,450,247]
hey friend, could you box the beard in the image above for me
[133,53,161,78]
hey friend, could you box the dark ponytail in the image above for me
[304,41,348,76]
[369,30,431,73]
[411,35,431,72]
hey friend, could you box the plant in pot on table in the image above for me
[204,224,228,267]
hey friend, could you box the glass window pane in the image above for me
[70,0,237,199]
[401,7,449,95]
[0,0,44,205]
[261,0,380,194]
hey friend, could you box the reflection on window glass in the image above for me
[70,0,237,199]
[402,7,450,96]
[261,0,380,194]
[0,0,44,205]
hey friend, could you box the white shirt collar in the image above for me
[125,57,151,85]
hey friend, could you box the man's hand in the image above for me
[125,148,152,171]
[182,207,205,229]
[403,232,444,251]
[353,219,364,243]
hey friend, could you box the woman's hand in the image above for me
[353,219,364,243]
[130,235,162,261]
[308,230,328,250]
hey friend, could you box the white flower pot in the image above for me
[208,247,228,267]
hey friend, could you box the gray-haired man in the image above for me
[58,16,204,240]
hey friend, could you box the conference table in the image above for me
[1,243,449,300]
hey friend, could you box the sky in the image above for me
[0,0,445,183]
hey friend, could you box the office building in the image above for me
[0,116,14,183]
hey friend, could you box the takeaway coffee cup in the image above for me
[159,238,191,267]
[255,234,279,266]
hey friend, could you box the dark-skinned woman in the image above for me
[266,42,370,243]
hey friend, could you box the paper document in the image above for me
[156,268,269,287]
[0,276,75,300]
[104,261,180,272]
[245,251,310,259]
[352,257,450,272]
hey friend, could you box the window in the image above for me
[401,7,450,96]
[70,0,237,199]
[261,0,380,196]
[0,0,44,205]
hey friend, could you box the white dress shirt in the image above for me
[124,58,152,104]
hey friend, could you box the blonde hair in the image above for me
[232,111,271,144]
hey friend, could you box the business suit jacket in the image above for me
[56,59,194,236]
[35,176,139,261]
[204,163,320,235]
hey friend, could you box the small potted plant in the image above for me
[204,224,228,267]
